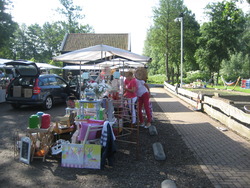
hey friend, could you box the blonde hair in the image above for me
[135,67,147,80]
[126,71,133,77]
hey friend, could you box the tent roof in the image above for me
[35,63,60,70]
[0,61,60,70]
[62,65,101,70]
[0,58,12,64]
[53,44,151,64]
[97,58,145,68]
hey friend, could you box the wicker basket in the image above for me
[135,67,147,80]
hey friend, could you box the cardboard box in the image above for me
[24,88,32,98]
[13,86,22,97]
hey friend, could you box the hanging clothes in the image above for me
[100,121,116,169]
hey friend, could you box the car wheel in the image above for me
[11,104,21,109]
[43,96,53,110]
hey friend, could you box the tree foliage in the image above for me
[56,0,93,33]
[220,52,250,80]
[0,0,17,58]
[195,0,246,78]
[8,0,94,62]
[144,0,199,84]
[239,13,250,55]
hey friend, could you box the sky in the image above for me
[9,0,250,55]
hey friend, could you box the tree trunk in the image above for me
[171,67,175,84]
[176,64,180,84]
[165,52,170,82]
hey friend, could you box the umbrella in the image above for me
[52,44,151,64]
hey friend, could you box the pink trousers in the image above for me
[138,92,151,124]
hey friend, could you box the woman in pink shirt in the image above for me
[136,78,151,128]
[124,71,137,124]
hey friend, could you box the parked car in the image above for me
[5,60,77,110]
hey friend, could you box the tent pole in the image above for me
[79,61,82,99]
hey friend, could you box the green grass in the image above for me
[147,74,166,84]
[147,74,250,94]
[206,85,250,94]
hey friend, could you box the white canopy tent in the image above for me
[53,45,151,96]
[96,58,146,68]
[62,65,101,70]
[0,58,12,68]
[0,58,12,64]
[0,60,60,70]
[36,62,61,70]
[52,44,151,64]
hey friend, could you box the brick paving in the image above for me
[151,88,250,188]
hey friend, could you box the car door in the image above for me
[55,77,69,102]
[46,77,60,103]
[39,77,53,100]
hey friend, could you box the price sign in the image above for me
[19,137,31,164]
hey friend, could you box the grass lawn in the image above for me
[148,74,250,95]
[208,85,250,94]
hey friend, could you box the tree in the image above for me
[12,24,29,60]
[144,0,199,84]
[0,0,17,58]
[240,13,250,55]
[220,52,250,80]
[11,0,94,62]
[195,0,245,79]
[56,0,93,33]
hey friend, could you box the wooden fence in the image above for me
[164,82,250,140]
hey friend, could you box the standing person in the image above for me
[124,71,137,125]
[0,70,5,78]
[136,77,151,128]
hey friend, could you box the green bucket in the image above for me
[29,114,40,129]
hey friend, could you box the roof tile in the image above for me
[61,33,130,52]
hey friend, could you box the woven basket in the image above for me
[135,67,147,80]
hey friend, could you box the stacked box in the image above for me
[13,86,22,97]
[24,89,32,98]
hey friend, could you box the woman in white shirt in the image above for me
[136,78,151,128]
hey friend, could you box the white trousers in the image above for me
[127,97,137,124]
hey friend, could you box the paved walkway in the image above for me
[151,87,250,188]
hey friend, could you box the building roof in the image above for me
[60,33,131,53]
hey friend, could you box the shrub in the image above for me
[184,70,210,84]
[147,74,166,84]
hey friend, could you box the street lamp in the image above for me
[175,13,184,88]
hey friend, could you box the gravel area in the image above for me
[0,98,213,188]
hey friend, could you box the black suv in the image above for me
[5,60,77,110]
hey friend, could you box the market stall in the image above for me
[15,45,151,168]
[52,44,151,160]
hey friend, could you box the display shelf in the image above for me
[27,126,54,162]
[78,99,102,120]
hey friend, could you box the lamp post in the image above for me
[175,13,184,88]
